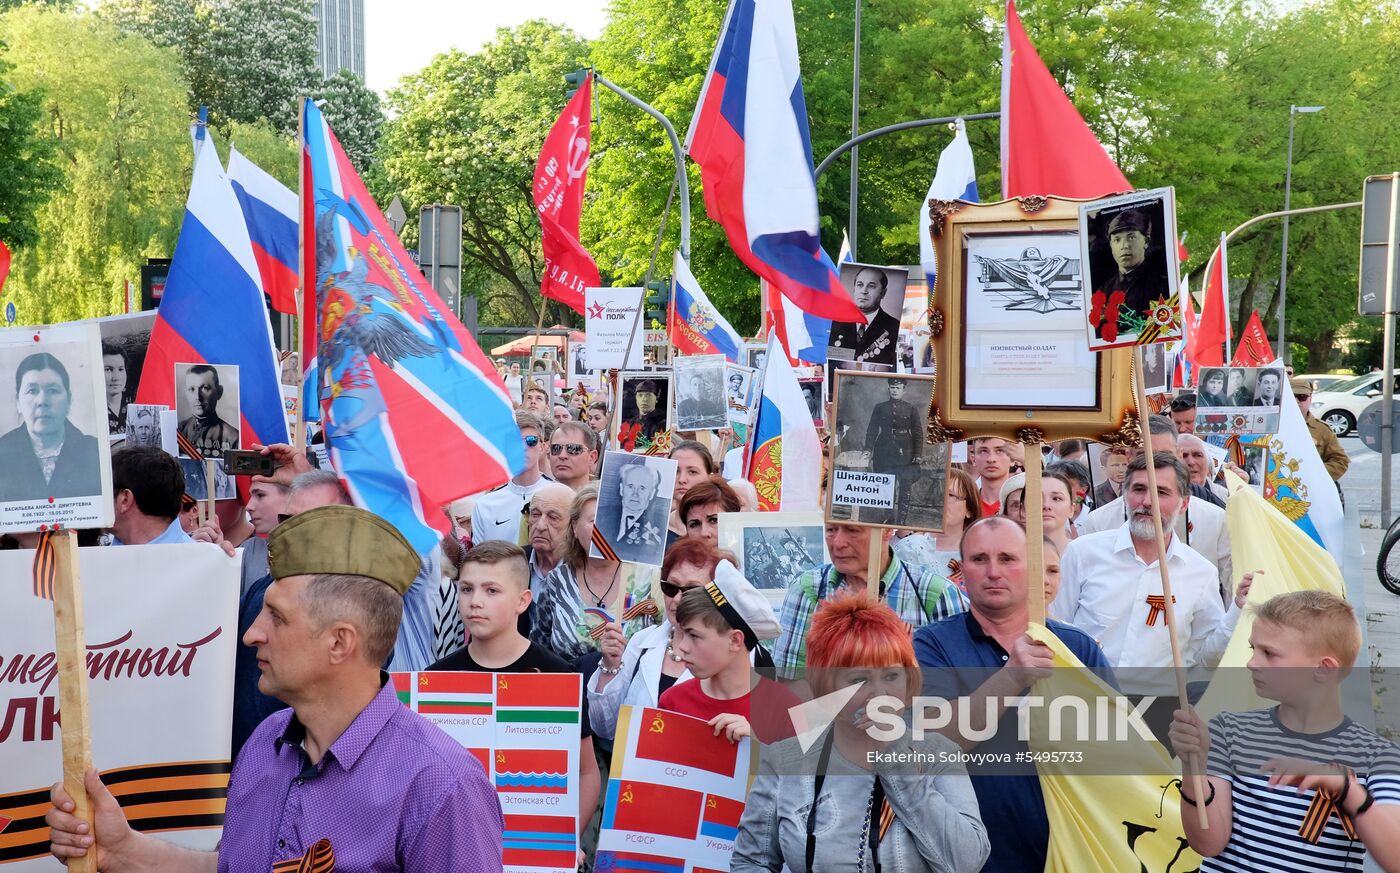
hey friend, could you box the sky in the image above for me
[364,0,611,95]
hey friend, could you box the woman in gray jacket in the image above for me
[731,593,988,873]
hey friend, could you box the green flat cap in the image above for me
[267,505,419,595]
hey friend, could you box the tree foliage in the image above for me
[99,0,317,134]
[313,68,385,173]
[0,37,60,249]
[0,5,189,324]
[378,20,591,327]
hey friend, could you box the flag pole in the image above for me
[1135,344,1209,829]
[1219,232,1233,363]
[204,459,217,524]
[293,96,307,455]
[1023,444,1045,625]
[48,531,97,873]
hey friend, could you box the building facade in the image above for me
[313,0,365,79]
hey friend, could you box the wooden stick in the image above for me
[204,459,217,522]
[51,531,96,873]
[294,95,308,456]
[1135,344,1209,829]
[865,527,884,600]
[1024,446,1045,625]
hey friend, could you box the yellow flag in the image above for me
[1195,473,1345,721]
[1026,624,1202,873]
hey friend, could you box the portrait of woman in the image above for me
[0,352,102,501]
[102,340,130,435]
[1197,368,1228,407]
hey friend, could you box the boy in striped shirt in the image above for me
[1170,591,1400,871]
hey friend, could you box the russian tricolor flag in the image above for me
[919,122,979,291]
[135,129,288,451]
[745,334,820,511]
[228,147,299,316]
[668,252,742,362]
[686,0,862,324]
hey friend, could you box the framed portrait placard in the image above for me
[717,510,829,606]
[928,196,1135,443]
[825,370,948,532]
[1077,187,1183,351]
[0,322,115,533]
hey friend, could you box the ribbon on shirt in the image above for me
[1298,788,1358,844]
[271,837,336,873]
[1144,594,1177,627]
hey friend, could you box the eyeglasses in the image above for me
[1168,396,1197,412]
[550,443,586,457]
[523,435,541,447]
[660,580,698,599]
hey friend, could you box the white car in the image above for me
[1296,373,1350,393]
[1309,370,1400,436]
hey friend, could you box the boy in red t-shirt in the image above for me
[659,561,798,744]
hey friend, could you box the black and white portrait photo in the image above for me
[829,262,907,367]
[1078,187,1182,351]
[743,342,768,374]
[531,344,561,377]
[717,511,828,601]
[799,379,824,425]
[179,457,237,501]
[0,323,113,533]
[124,403,165,448]
[615,371,671,452]
[673,354,728,431]
[824,357,891,404]
[1139,343,1169,396]
[591,450,679,567]
[826,371,946,531]
[1193,366,1282,435]
[95,312,155,437]
[725,363,757,428]
[174,362,240,458]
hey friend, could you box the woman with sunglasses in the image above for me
[731,593,988,873]
[587,535,745,741]
[530,484,658,665]
[891,469,980,583]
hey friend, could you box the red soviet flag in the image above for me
[533,77,599,314]
[1230,310,1275,367]
[1191,242,1230,367]
[1000,0,1130,198]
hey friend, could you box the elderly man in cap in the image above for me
[1093,209,1169,341]
[1294,376,1349,481]
[47,505,505,872]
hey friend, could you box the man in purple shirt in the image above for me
[46,505,504,872]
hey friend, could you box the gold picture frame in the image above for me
[927,196,1137,445]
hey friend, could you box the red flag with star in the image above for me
[1229,310,1275,367]
[533,77,599,314]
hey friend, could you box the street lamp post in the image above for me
[1277,104,1323,359]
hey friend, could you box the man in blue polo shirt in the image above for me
[913,516,1115,873]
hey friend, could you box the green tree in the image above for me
[313,69,385,173]
[0,40,60,248]
[99,0,316,134]
[223,118,297,187]
[379,20,591,326]
[0,5,189,324]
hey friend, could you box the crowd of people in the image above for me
[32,369,1400,873]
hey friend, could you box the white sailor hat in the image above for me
[703,559,781,649]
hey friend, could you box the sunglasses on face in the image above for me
[523,435,541,447]
[1294,394,1310,402]
[550,443,586,457]
[660,580,698,599]
[1169,397,1196,412]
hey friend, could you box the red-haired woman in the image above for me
[732,593,988,873]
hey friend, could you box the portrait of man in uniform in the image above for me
[175,363,239,458]
[592,450,678,567]
[829,263,907,367]
[1078,188,1182,350]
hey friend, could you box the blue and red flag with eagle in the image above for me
[135,128,287,451]
[299,99,525,552]
[685,0,862,324]
[667,251,742,361]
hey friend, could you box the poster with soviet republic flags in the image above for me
[595,705,758,873]
[391,671,583,873]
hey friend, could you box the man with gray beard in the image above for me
[1049,452,1254,748]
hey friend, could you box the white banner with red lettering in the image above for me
[0,544,239,868]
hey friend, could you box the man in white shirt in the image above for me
[1052,452,1253,745]
[1080,416,1233,600]
[470,412,555,545]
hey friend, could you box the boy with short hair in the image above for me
[1170,591,1400,871]
[427,540,600,837]
[660,561,797,744]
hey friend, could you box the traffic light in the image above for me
[564,68,591,98]
[644,279,670,327]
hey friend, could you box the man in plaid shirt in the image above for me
[772,523,965,680]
